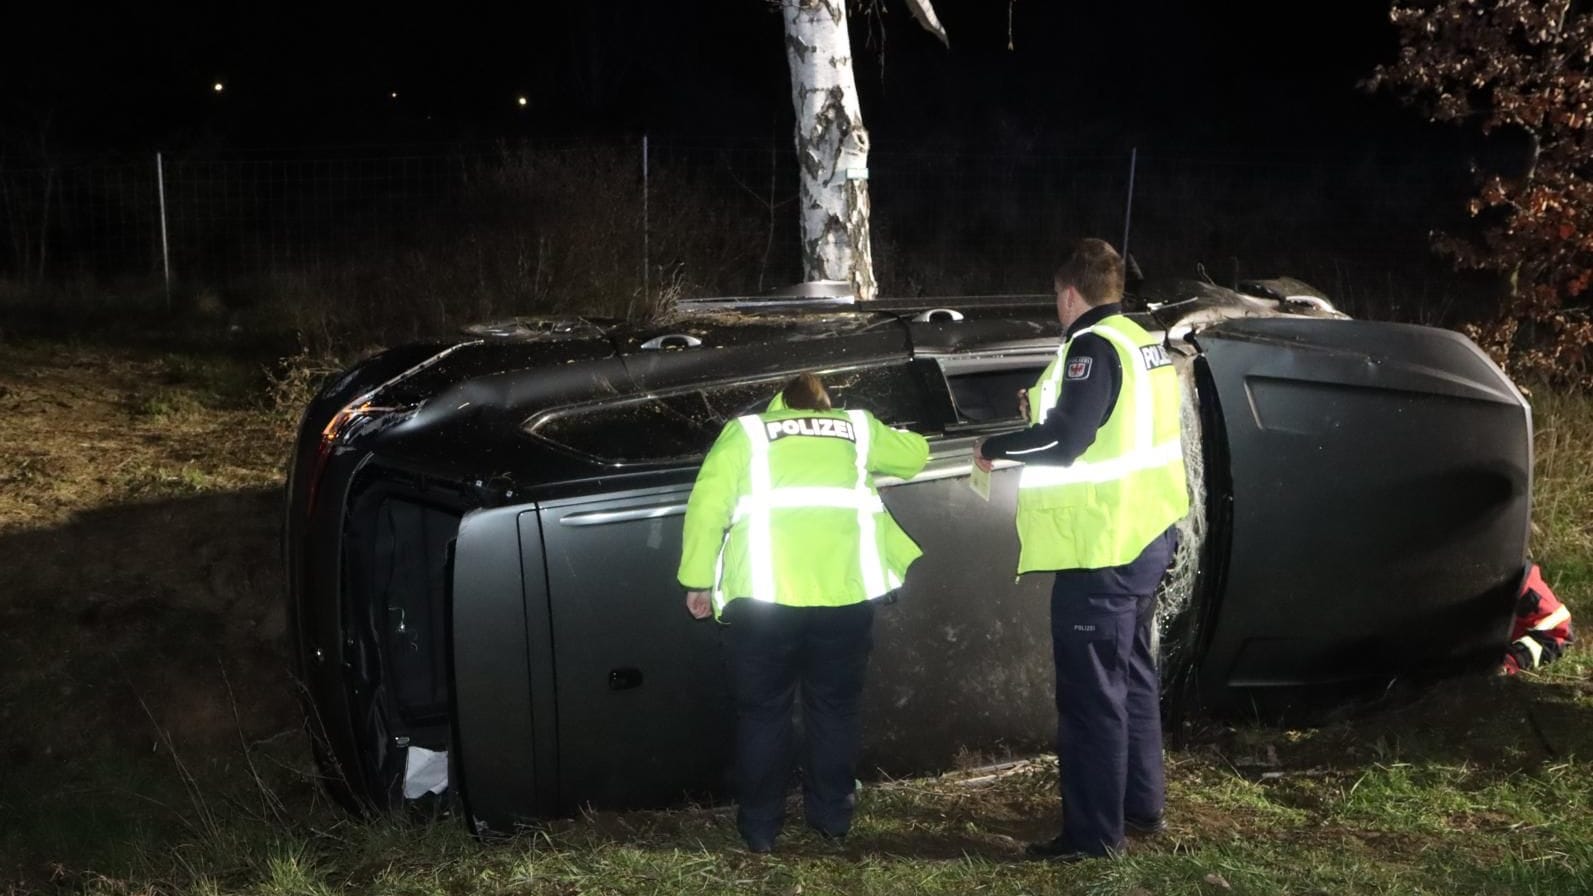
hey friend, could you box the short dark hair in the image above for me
[1054,238,1124,306]
[782,372,832,411]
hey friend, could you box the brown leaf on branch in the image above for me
[1371,0,1593,387]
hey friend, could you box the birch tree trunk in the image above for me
[781,0,876,301]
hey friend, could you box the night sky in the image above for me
[2,1,1426,156]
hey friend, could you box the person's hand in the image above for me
[1016,388,1030,421]
[972,438,994,473]
[685,590,713,619]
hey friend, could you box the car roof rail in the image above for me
[868,294,1052,313]
[673,285,1055,316]
[674,280,858,312]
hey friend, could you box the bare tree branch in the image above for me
[902,0,949,47]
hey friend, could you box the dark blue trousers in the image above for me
[722,600,875,845]
[1049,529,1175,856]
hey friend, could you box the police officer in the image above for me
[678,372,929,854]
[975,238,1189,861]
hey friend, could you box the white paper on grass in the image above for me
[403,745,449,799]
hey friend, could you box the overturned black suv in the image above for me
[284,279,1532,834]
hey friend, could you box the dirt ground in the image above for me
[0,340,313,873]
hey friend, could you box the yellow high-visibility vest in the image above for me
[678,404,929,616]
[1016,315,1189,572]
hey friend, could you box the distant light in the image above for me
[213,82,225,93]
[390,91,398,99]
[517,96,528,107]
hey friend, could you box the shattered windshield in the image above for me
[525,363,935,465]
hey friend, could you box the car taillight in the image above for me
[305,400,416,516]
[297,341,476,519]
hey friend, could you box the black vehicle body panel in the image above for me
[284,283,1531,832]
[451,505,544,827]
[1183,319,1531,713]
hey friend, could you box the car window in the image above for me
[825,364,938,431]
[528,389,744,465]
[936,355,1053,425]
[525,362,940,466]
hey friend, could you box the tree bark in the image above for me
[781,0,876,301]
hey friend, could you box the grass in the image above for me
[1529,385,1593,578]
[1,341,1590,895]
[0,340,286,531]
[40,757,1593,895]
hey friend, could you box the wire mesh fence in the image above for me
[0,136,1481,335]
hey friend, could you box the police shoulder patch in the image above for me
[1065,356,1093,380]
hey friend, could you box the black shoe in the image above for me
[807,823,847,843]
[739,816,779,854]
[1023,834,1094,863]
[1124,815,1167,835]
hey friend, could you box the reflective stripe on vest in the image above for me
[733,486,885,519]
[1012,314,1188,572]
[1033,337,1071,427]
[1517,635,1546,668]
[1018,439,1183,486]
[849,409,889,599]
[1019,324,1182,492]
[738,415,778,605]
[1533,605,1572,632]
[728,409,889,605]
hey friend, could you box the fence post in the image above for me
[156,151,172,312]
[1121,146,1138,261]
[642,133,650,313]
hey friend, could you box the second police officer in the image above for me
[976,238,1190,862]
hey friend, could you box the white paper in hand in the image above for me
[968,463,992,501]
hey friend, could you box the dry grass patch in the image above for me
[0,343,286,533]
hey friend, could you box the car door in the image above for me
[529,362,930,811]
[856,350,1060,772]
[529,350,1069,811]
